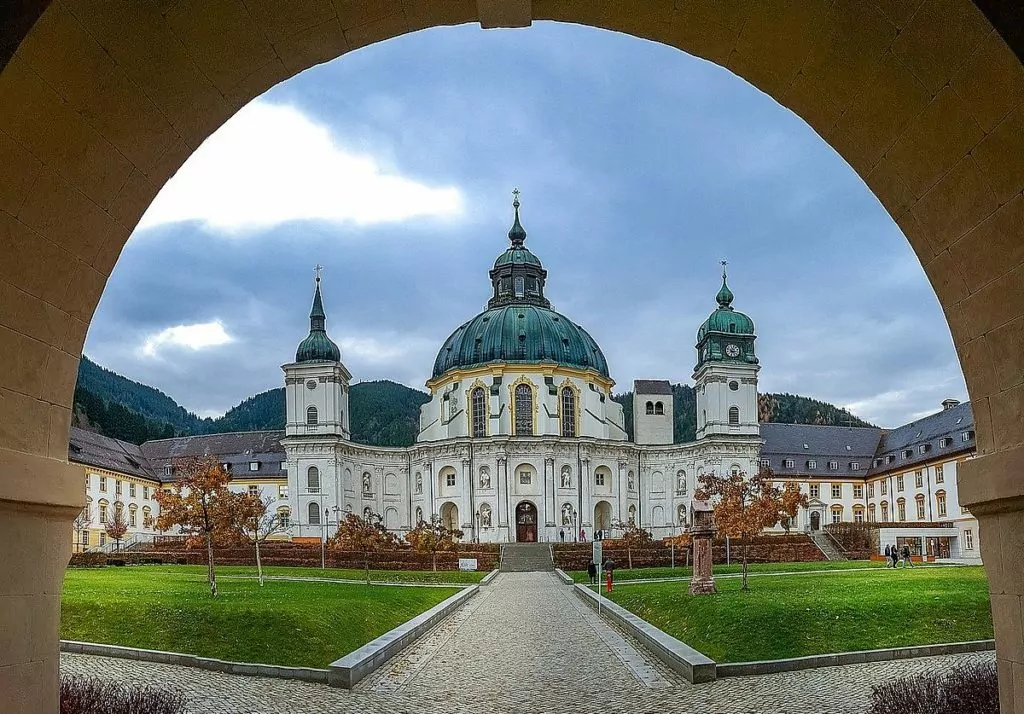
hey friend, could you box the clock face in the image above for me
[725,343,741,358]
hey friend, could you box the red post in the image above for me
[605,570,613,593]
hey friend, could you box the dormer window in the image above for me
[249,461,260,471]
[918,445,929,455]
[962,430,974,442]
[807,460,817,469]
[849,461,860,470]
[784,459,794,468]
[901,449,912,459]
[940,437,951,448]
[828,461,838,470]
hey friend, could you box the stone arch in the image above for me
[384,473,398,495]
[384,507,399,529]
[651,471,665,493]
[3,3,1024,707]
[651,505,665,526]
[594,500,613,535]
[440,501,459,533]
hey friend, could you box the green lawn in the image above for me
[568,560,892,582]
[134,563,489,585]
[61,567,461,667]
[600,566,992,662]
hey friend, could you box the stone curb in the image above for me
[60,640,329,683]
[480,568,500,585]
[572,584,717,684]
[716,639,996,677]
[328,584,479,689]
[553,568,574,585]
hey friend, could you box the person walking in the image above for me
[579,527,587,542]
[901,543,914,568]
[890,543,900,569]
[559,529,565,543]
[587,560,597,585]
[884,543,891,566]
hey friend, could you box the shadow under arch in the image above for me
[2,2,1023,711]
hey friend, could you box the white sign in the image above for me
[592,540,602,565]
[458,558,478,571]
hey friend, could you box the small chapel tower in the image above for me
[282,267,351,439]
[693,263,759,440]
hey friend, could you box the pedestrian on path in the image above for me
[901,544,914,568]
[890,544,900,569]
[884,544,891,563]
[587,560,597,585]
[559,529,565,542]
[579,527,587,542]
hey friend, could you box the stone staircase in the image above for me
[500,543,555,572]
[810,531,848,561]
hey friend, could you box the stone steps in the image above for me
[500,543,554,572]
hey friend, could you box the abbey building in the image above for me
[68,196,980,560]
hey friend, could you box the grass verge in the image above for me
[601,566,992,662]
[61,567,460,668]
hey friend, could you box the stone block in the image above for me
[223,58,290,110]
[343,12,411,51]
[0,56,132,209]
[912,155,998,253]
[400,0,475,31]
[335,0,395,30]
[972,105,1024,205]
[164,0,277,93]
[991,593,1024,663]
[961,263,1024,340]
[0,325,49,399]
[61,316,89,357]
[988,382,1024,451]
[0,129,42,216]
[39,348,78,407]
[655,9,739,66]
[873,0,925,29]
[780,72,841,138]
[0,280,69,350]
[1003,659,1020,714]
[949,194,1024,293]
[0,388,49,456]
[956,337,998,403]
[245,0,337,42]
[987,318,1024,394]
[952,30,1024,133]
[886,87,984,199]
[866,155,915,219]
[16,1,177,173]
[998,510,1024,597]
[274,18,348,74]
[925,249,970,310]
[60,261,108,323]
[891,0,990,94]
[477,0,531,29]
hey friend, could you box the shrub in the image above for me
[60,675,187,714]
[868,661,997,714]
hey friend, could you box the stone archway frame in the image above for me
[514,499,539,542]
[2,2,1024,711]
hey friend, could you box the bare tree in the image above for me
[238,495,290,586]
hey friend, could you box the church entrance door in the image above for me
[810,511,821,531]
[516,501,538,542]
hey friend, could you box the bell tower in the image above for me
[282,266,351,438]
[693,262,759,440]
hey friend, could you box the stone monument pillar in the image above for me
[689,500,717,595]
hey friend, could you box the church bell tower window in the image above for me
[560,387,576,437]
[471,387,486,438]
[306,406,318,425]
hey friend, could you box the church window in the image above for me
[560,388,577,437]
[306,406,318,425]
[447,472,456,487]
[99,476,107,492]
[965,529,974,549]
[881,480,887,495]
[514,276,524,297]
[654,401,664,415]
[471,387,487,438]
[701,409,707,427]
[129,482,136,498]
[307,466,320,494]
[896,475,904,491]
[514,383,534,436]
[915,470,923,488]
[308,502,321,525]
[729,381,739,391]
[595,471,605,486]
[728,406,739,425]
[645,401,654,415]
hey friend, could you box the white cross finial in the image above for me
[314,264,323,283]
[721,259,728,280]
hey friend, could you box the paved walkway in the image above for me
[61,571,993,713]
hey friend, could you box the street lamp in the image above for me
[571,508,578,543]
[321,507,329,570]
[474,510,481,544]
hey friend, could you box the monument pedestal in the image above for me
[688,499,717,596]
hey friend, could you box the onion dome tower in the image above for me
[693,262,760,440]
[431,190,609,380]
[295,268,342,363]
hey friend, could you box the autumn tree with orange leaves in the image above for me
[154,456,260,596]
[695,467,808,590]
[405,513,464,573]
[104,505,129,551]
[332,511,401,584]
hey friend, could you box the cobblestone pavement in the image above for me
[61,571,995,714]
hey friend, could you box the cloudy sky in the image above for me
[85,22,967,428]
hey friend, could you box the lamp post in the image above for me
[571,508,578,543]
[474,510,481,544]
[321,508,329,570]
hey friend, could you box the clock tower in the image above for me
[693,264,759,440]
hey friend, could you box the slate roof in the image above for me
[867,401,975,476]
[141,430,286,482]
[634,380,673,395]
[68,427,158,481]
[759,423,882,479]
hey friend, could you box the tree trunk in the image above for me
[255,539,263,587]
[206,531,218,597]
[364,553,370,585]
[627,544,633,570]
[741,539,749,591]
[432,551,437,572]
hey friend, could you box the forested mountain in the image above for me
[73,357,873,449]
[611,385,874,443]
[72,356,431,447]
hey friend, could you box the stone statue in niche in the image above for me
[479,469,491,488]
[480,503,492,527]
[560,468,571,488]
[677,471,686,493]
[561,503,572,525]
[362,473,371,493]
[415,473,423,494]
[628,471,635,491]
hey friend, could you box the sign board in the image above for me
[592,540,602,565]
[458,558,478,571]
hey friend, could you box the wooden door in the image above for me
[516,502,537,542]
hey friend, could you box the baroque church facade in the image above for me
[282,195,761,543]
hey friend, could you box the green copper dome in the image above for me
[696,268,757,364]
[697,273,755,343]
[296,278,341,363]
[432,304,609,379]
[432,190,610,380]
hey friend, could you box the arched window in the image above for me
[868,503,876,522]
[306,406,318,425]
[645,401,654,415]
[831,505,843,524]
[308,502,321,525]
[881,500,889,522]
[560,387,576,437]
[471,387,486,438]
[128,505,137,527]
[514,276,524,297]
[654,401,664,415]
[897,498,906,522]
[729,406,740,425]
[277,507,290,529]
[729,322,736,333]
[307,466,320,493]
[936,490,947,518]
[915,493,926,520]
[514,383,534,436]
